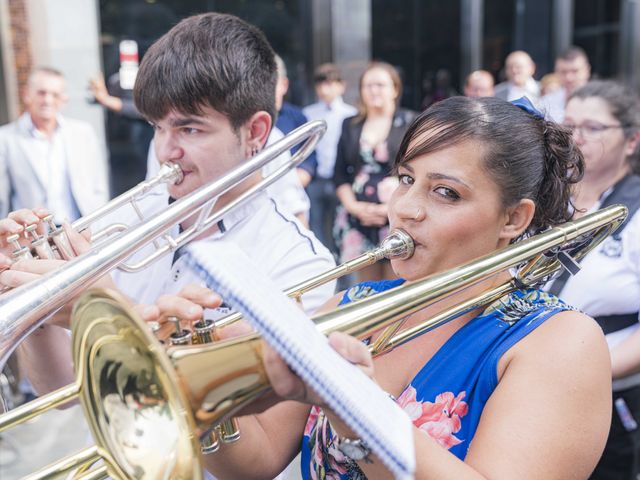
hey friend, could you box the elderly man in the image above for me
[0,67,109,220]
[540,46,591,122]
[494,51,540,102]
[464,70,495,97]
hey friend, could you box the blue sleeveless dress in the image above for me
[300,279,574,479]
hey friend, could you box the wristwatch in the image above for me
[336,436,373,463]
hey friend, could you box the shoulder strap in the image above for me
[599,174,640,237]
[548,174,640,296]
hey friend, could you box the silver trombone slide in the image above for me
[0,120,327,369]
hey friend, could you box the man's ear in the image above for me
[244,111,272,156]
[499,198,536,241]
[624,130,640,158]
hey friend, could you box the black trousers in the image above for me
[590,384,640,479]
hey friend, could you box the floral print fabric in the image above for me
[333,141,397,263]
[300,281,573,479]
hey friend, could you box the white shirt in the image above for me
[22,114,81,221]
[162,191,335,317]
[539,88,567,123]
[495,78,541,103]
[303,97,357,179]
[100,189,336,316]
[263,127,311,221]
[555,199,640,390]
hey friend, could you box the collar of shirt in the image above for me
[21,112,64,139]
[207,190,271,240]
[327,96,349,111]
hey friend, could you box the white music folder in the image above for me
[184,241,415,480]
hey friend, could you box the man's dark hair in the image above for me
[134,13,277,130]
[313,63,344,84]
[557,46,589,64]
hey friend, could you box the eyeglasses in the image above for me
[563,122,627,139]
[362,82,394,90]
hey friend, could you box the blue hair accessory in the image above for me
[511,96,544,120]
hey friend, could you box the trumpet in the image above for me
[4,161,183,264]
[0,204,627,480]
[0,120,327,370]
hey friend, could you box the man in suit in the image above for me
[0,67,109,220]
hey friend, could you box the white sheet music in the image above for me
[184,241,415,479]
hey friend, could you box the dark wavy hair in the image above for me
[134,13,277,130]
[394,96,585,234]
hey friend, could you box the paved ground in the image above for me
[0,403,91,479]
[0,402,303,479]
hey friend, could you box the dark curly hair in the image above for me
[394,96,584,234]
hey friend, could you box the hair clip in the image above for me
[511,96,544,120]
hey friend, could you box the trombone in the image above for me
[167,228,414,339]
[0,204,627,480]
[0,120,327,370]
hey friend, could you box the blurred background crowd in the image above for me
[0,0,634,269]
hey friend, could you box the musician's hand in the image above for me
[262,331,375,407]
[60,221,93,257]
[0,259,63,288]
[0,207,51,253]
[1,257,119,328]
[0,253,11,272]
[217,319,255,340]
[141,284,222,339]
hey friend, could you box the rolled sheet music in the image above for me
[184,241,415,480]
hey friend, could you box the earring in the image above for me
[251,146,260,157]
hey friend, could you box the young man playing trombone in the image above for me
[0,13,335,401]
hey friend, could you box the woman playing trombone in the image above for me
[153,96,612,479]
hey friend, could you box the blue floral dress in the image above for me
[300,279,575,479]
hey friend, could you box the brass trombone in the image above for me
[0,120,327,370]
[0,204,627,480]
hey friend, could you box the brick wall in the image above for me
[8,0,31,113]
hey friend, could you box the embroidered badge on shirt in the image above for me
[600,235,623,258]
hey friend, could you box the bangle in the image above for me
[336,436,373,464]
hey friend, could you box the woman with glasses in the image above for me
[560,80,640,480]
[333,62,415,282]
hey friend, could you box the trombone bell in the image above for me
[71,290,203,480]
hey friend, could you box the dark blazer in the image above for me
[333,108,416,188]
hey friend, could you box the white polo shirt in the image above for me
[162,190,335,317]
[263,127,310,221]
[557,202,640,391]
[101,189,336,316]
